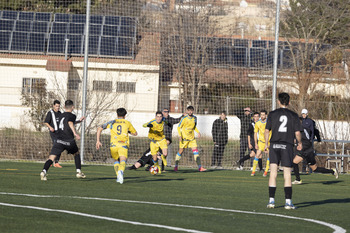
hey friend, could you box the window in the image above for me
[116,82,136,93]
[22,78,46,95]
[93,80,112,91]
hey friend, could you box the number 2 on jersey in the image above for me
[117,125,122,135]
[278,115,288,132]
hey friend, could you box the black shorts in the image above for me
[269,143,294,167]
[50,139,79,156]
[296,147,316,166]
[138,153,153,167]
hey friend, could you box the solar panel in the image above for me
[51,22,68,34]
[72,14,86,23]
[268,41,284,49]
[11,31,29,51]
[121,17,135,26]
[90,15,103,24]
[0,19,15,31]
[214,47,231,65]
[14,20,32,32]
[2,10,18,20]
[234,39,249,48]
[232,47,247,66]
[103,25,119,36]
[119,26,135,37]
[47,33,66,53]
[100,36,117,56]
[0,31,11,50]
[281,49,294,69]
[86,35,100,55]
[105,16,120,25]
[68,23,85,34]
[66,34,84,55]
[252,40,267,48]
[35,12,51,22]
[250,48,266,67]
[19,12,34,21]
[90,24,102,35]
[28,33,46,53]
[116,37,133,57]
[32,21,49,33]
[54,13,71,22]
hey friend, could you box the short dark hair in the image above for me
[116,108,127,117]
[64,100,74,108]
[278,92,290,106]
[187,106,194,111]
[162,108,169,112]
[53,100,60,105]
[221,111,227,115]
[253,111,259,116]
[156,111,163,116]
[260,109,267,115]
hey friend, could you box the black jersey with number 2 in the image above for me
[266,108,303,145]
[57,112,77,142]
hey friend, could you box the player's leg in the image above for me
[217,144,225,168]
[211,144,219,167]
[175,141,186,171]
[41,154,57,180]
[151,142,161,174]
[110,147,120,176]
[263,151,270,177]
[190,140,206,171]
[251,149,262,176]
[267,146,279,208]
[281,144,295,209]
[159,140,168,171]
[292,155,303,184]
[117,150,127,184]
[308,152,338,178]
[128,148,150,170]
[68,142,85,179]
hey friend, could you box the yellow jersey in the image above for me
[101,119,136,147]
[177,115,199,141]
[143,118,166,141]
[254,119,271,143]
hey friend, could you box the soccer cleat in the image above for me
[263,171,268,177]
[284,203,296,210]
[116,170,124,184]
[54,163,62,168]
[267,201,275,209]
[292,180,302,185]
[333,168,339,179]
[156,165,162,174]
[76,172,86,179]
[251,172,255,176]
[199,167,207,172]
[174,166,178,172]
[40,172,47,181]
[161,155,167,167]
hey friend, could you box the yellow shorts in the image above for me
[180,139,198,149]
[150,138,168,155]
[110,144,128,161]
[258,141,269,151]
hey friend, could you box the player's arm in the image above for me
[74,116,86,124]
[194,126,201,138]
[254,127,259,150]
[143,120,153,128]
[128,123,138,136]
[68,121,80,140]
[44,113,54,132]
[264,129,270,150]
[96,126,104,150]
[212,120,217,144]
[295,131,302,151]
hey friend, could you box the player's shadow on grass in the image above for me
[168,170,216,174]
[296,198,350,208]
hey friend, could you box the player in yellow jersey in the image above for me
[252,110,271,177]
[143,111,168,174]
[96,108,137,184]
[175,106,206,172]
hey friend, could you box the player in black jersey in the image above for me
[40,100,86,181]
[265,93,303,209]
[292,118,338,184]
[236,112,262,170]
[127,148,163,171]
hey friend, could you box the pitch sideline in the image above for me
[0,192,346,233]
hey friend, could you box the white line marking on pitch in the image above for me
[0,192,346,233]
[0,202,210,233]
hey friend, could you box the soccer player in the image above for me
[44,100,62,168]
[265,92,303,209]
[175,106,206,172]
[234,107,252,167]
[237,112,261,170]
[40,100,86,181]
[96,108,137,184]
[292,117,338,184]
[143,111,168,174]
[251,110,270,177]
[127,148,162,171]
[211,111,228,169]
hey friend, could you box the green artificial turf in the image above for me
[0,161,349,233]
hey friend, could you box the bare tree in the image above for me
[279,0,350,112]
[161,1,220,111]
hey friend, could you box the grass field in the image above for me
[0,161,349,233]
